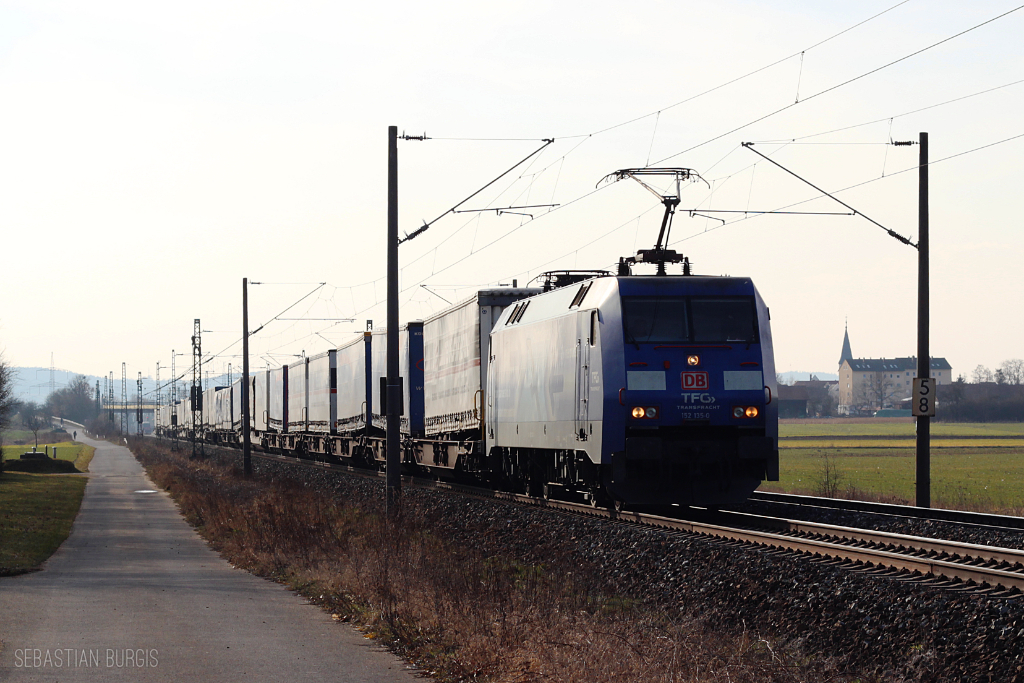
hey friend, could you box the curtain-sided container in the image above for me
[175,399,193,431]
[159,403,174,431]
[335,333,370,434]
[370,323,425,436]
[422,289,539,437]
[202,387,219,431]
[213,386,232,432]
[268,366,288,433]
[253,369,270,432]
[231,379,243,432]
[307,350,337,434]
[288,357,308,433]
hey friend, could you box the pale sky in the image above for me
[2,0,1022,393]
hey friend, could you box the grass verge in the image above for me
[131,439,846,683]
[2,443,96,473]
[0,472,87,575]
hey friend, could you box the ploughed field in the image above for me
[764,421,1024,514]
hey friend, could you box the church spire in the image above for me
[839,319,853,368]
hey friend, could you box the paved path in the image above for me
[0,435,421,682]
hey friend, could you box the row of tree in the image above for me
[970,359,1024,385]
[938,378,1024,422]
[43,375,99,424]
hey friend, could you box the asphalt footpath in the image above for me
[0,435,422,682]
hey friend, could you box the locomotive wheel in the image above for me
[589,485,617,510]
[527,475,544,498]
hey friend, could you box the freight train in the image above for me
[159,265,779,507]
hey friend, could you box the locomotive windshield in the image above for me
[622,296,758,344]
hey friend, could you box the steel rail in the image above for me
[202,444,1024,592]
[435,483,1024,591]
[710,510,1024,566]
[748,491,1024,532]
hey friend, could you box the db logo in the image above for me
[681,372,709,390]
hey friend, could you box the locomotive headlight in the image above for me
[687,355,700,366]
[732,406,761,419]
[631,406,659,419]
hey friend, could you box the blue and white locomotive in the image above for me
[485,270,778,506]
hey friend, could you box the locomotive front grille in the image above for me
[611,425,774,503]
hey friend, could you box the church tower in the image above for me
[839,321,853,369]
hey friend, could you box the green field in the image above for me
[783,438,1024,449]
[767,422,1024,513]
[1,442,95,472]
[0,472,88,574]
[780,422,1024,438]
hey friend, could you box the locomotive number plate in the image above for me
[680,371,709,390]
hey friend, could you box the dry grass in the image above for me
[131,439,849,683]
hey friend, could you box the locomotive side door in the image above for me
[574,310,591,440]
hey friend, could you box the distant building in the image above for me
[836,325,952,415]
[778,376,838,418]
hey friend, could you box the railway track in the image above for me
[493,496,1024,595]
[747,490,1024,532]
[202,444,1024,595]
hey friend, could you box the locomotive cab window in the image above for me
[622,297,688,343]
[622,296,758,344]
[690,298,758,343]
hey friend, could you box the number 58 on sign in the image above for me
[912,377,936,417]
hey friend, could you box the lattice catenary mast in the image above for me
[137,372,143,437]
[121,363,127,436]
[190,319,204,458]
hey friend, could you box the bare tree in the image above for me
[857,373,898,411]
[0,355,13,430]
[20,401,47,449]
[815,452,844,498]
[45,374,96,424]
[971,365,994,384]
[999,359,1024,385]
[806,385,835,417]
[0,353,16,475]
